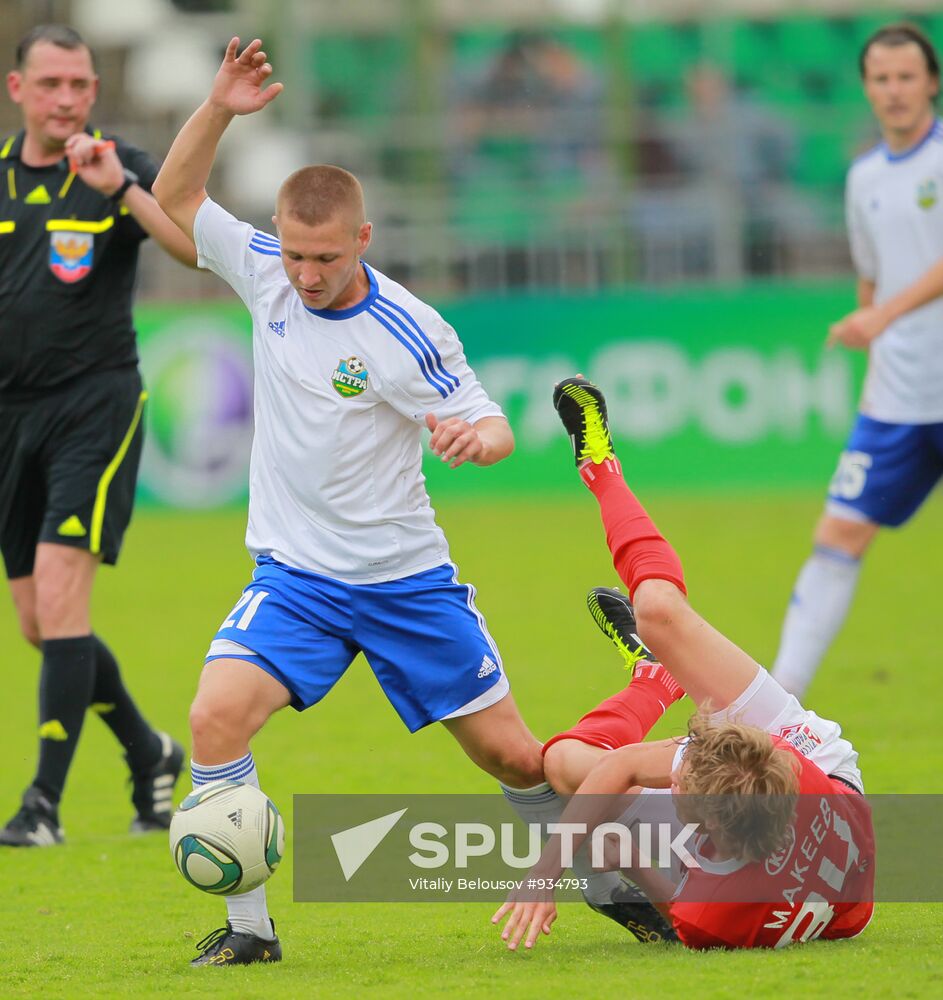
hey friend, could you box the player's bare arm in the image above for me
[425,413,514,468]
[64,133,197,266]
[152,37,283,239]
[492,739,678,951]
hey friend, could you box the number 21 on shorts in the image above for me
[222,590,270,631]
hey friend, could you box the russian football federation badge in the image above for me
[916,178,937,210]
[331,357,369,397]
[49,230,93,282]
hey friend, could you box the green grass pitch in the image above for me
[1,490,942,997]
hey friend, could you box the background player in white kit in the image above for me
[152,38,546,965]
[773,23,943,698]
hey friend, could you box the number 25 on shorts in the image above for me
[828,450,872,501]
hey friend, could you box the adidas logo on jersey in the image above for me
[267,320,286,337]
[478,656,497,679]
[228,809,243,830]
[57,515,86,537]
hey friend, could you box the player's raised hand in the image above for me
[425,413,484,468]
[209,37,283,116]
[827,305,889,350]
[491,895,557,951]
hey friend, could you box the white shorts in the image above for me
[703,666,863,792]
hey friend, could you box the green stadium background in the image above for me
[135,285,866,507]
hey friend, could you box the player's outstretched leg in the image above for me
[552,377,686,600]
[552,376,758,711]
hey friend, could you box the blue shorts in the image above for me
[826,415,943,527]
[205,557,509,732]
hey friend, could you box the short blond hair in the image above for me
[678,713,800,863]
[276,165,365,230]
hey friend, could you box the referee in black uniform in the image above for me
[0,25,197,846]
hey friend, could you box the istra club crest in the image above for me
[916,178,938,210]
[49,231,93,282]
[331,356,368,397]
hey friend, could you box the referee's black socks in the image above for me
[90,635,162,774]
[33,635,163,804]
[34,635,97,804]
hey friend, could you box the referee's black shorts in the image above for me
[0,366,147,580]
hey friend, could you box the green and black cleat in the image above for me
[0,786,64,847]
[129,732,185,833]
[587,587,657,670]
[585,878,679,945]
[191,921,282,967]
[552,376,616,466]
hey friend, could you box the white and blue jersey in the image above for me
[194,197,503,584]
[846,119,943,424]
[194,198,509,726]
[830,122,943,525]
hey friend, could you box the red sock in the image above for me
[580,458,686,598]
[543,661,684,754]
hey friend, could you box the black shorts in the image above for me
[0,367,147,579]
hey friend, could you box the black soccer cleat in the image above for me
[0,786,64,847]
[585,880,679,945]
[587,587,657,670]
[552,376,616,467]
[128,732,185,833]
[191,921,282,967]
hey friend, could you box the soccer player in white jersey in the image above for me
[773,23,943,698]
[152,38,548,965]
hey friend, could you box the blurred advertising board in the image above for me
[135,285,863,507]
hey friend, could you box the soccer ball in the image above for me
[169,780,285,896]
[346,355,365,374]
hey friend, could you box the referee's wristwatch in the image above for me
[111,168,138,202]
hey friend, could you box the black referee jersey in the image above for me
[0,127,159,401]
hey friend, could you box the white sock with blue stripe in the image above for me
[190,752,275,940]
[501,781,623,905]
[772,544,862,699]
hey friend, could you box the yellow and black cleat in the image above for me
[552,376,616,466]
[587,587,657,671]
[191,921,282,967]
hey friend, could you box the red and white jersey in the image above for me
[668,744,875,950]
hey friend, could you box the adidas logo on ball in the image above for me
[170,780,285,896]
